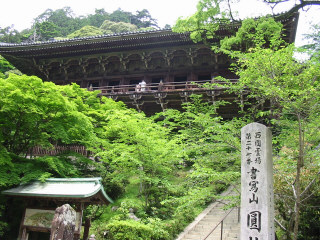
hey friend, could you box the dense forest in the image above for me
[0,1,320,240]
[0,7,166,43]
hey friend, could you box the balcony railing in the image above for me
[91,79,238,94]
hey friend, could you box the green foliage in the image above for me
[225,23,320,239]
[233,44,320,119]
[274,143,320,239]
[100,20,138,34]
[0,153,98,187]
[0,75,96,156]
[131,9,158,28]
[220,17,284,52]
[108,8,158,29]
[0,56,14,75]
[173,0,228,43]
[176,5,320,236]
[34,21,59,41]
[155,96,242,186]
[67,25,104,38]
[0,7,160,43]
[109,8,133,23]
[302,24,320,61]
[98,109,181,211]
[33,7,82,37]
[0,72,240,239]
[86,9,110,28]
[0,26,22,43]
[0,205,8,237]
[101,220,170,240]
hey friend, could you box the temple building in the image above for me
[0,13,298,116]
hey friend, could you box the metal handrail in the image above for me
[91,79,239,94]
[203,206,240,240]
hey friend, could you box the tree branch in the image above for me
[300,171,320,198]
[276,1,320,19]
[275,218,287,231]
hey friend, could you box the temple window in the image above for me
[108,80,120,86]
[197,74,211,81]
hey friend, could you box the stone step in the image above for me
[176,186,240,240]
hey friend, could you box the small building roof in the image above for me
[2,177,113,205]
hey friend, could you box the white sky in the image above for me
[0,0,319,46]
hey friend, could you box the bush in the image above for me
[100,220,170,240]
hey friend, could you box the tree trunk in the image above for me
[293,115,304,240]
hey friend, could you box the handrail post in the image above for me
[220,220,223,240]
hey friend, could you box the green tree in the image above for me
[86,8,110,28]
[0,56,14,76]
[173,0,229,44]
[100,20,138,34]
[219,14,320,239]
[67,25,104,38]
[109,8,133,23]
[219,17,284,53]
[97,109,181,211]
[261,0,320,16]
[173,0,320,48]
[0,26,21,43]
[302,24,320,61]
[0,74,97,157]
[34,21,59,41]
[0,74,116,238]
[155,96,242,185]
[229,43,320,239]
[173,1,320,239]
[131,9,159,28]
[33,7,84,38]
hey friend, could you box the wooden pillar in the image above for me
[82,218,91,240]
[18,208,27,240]
[20,227,28,240]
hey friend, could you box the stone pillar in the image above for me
[50,204,76,240]
[241,123,275,240]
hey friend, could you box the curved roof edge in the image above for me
[0,12,299,49]
[1,177,114,204]
[0,28,176,48]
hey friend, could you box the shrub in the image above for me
[100,220,170,240]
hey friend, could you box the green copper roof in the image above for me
[2,177,113,204]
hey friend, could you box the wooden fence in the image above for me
[31,145,89,156]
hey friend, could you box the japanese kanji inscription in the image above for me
[241,123,275,240]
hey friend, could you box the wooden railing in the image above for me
[91,79,238,94]
[31,145,89,156]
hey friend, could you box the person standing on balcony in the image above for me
[140,80,146,92]
[158,80,164,91]
[135,84,141,92]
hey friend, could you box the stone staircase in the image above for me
[176,187,240,240]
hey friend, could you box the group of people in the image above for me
[135,80,165,92]
[135,80,146,92]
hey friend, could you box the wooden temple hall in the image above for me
[0,13,298,116]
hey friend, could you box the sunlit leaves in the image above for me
[173,0,228,43]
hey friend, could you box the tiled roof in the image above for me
[2,178,113,204]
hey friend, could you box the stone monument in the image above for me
[50,204,76,240]
[241,123,275,240]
